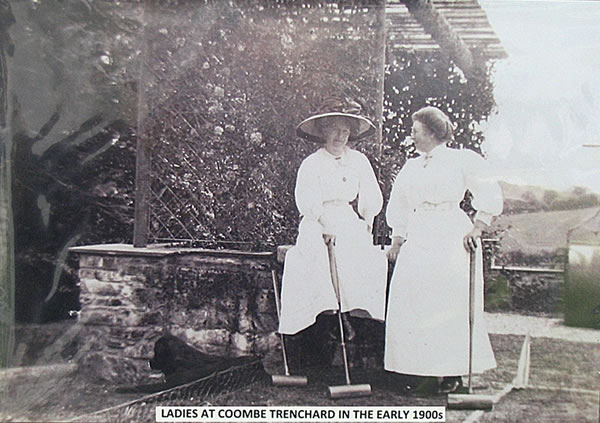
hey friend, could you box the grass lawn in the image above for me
[0,334,598,422]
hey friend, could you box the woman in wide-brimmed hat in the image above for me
[277,97,387,341]
[385,106,503,394]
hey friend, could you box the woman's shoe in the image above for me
[438,376,463,394]
[406,377,440,397]
[384,372,414,393]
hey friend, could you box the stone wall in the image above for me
[69,244,279,383]
[74,243,562,383]
[484,249,567,315]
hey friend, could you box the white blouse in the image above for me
[386,145,503,238]
[295,147,383,231]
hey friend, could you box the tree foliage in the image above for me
[373,53,498,237]
[503,186,600,214]
[10,0,142,321]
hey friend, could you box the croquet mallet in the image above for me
[270,268,308,387]
[448,247,495,410]
[326,241,372,399]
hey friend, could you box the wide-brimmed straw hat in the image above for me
[296,97,376,143]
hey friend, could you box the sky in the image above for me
[479,0,600,193]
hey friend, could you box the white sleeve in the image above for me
[294,157,324,223]
[357,153,383,226]
[385,165,412,239]
[464,150,503,225]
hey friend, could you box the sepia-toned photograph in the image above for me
[0,0,598,421]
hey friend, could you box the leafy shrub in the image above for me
[484,274,511,312]
[564,253,600,329]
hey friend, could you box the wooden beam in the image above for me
[389,44,440,52]
[436,10,488,17]
[401,0,476,73]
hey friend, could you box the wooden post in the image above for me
[133,136,150,248]
[133,1,150,248]
[0,1,15,368]
[375,1,387,138]
[374,0,388,247]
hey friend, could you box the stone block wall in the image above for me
[69,244,279,383]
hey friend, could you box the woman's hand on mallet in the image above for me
[386,236,406,262]
[323,233,336,246]
[463,220,486,252]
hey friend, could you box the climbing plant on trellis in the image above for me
[135,1,498,250]
[137,0,386,250]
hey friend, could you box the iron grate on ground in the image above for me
[67,359,268,423]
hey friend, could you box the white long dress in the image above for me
[385,145,503,376]
[278,147,388,335]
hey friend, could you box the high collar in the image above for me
[419,143,446,159]
[418,143,446,168]
[320,146,350,160]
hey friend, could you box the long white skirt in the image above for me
[385,208,496,376]
[278,205,388,335]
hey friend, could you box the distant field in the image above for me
[491,207,600,254]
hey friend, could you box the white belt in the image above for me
[415,201,456,212]
[323,200,351,207]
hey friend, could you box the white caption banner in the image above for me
[156,406,446,422]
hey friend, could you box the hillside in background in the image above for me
[491,206,600,254]
[500,181,600,214]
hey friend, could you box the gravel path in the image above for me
[485,312,600,343]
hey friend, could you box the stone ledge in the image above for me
[0,364,78,382]
[70,243,275,260]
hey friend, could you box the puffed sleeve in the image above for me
[385,165,412,239]
[357,153,383,226]
[463,150,503,225]
[294,156,324,223]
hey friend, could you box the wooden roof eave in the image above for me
[401,0,476,74]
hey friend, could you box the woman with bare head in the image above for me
[385,105,503,395]
[277,97,387,346]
